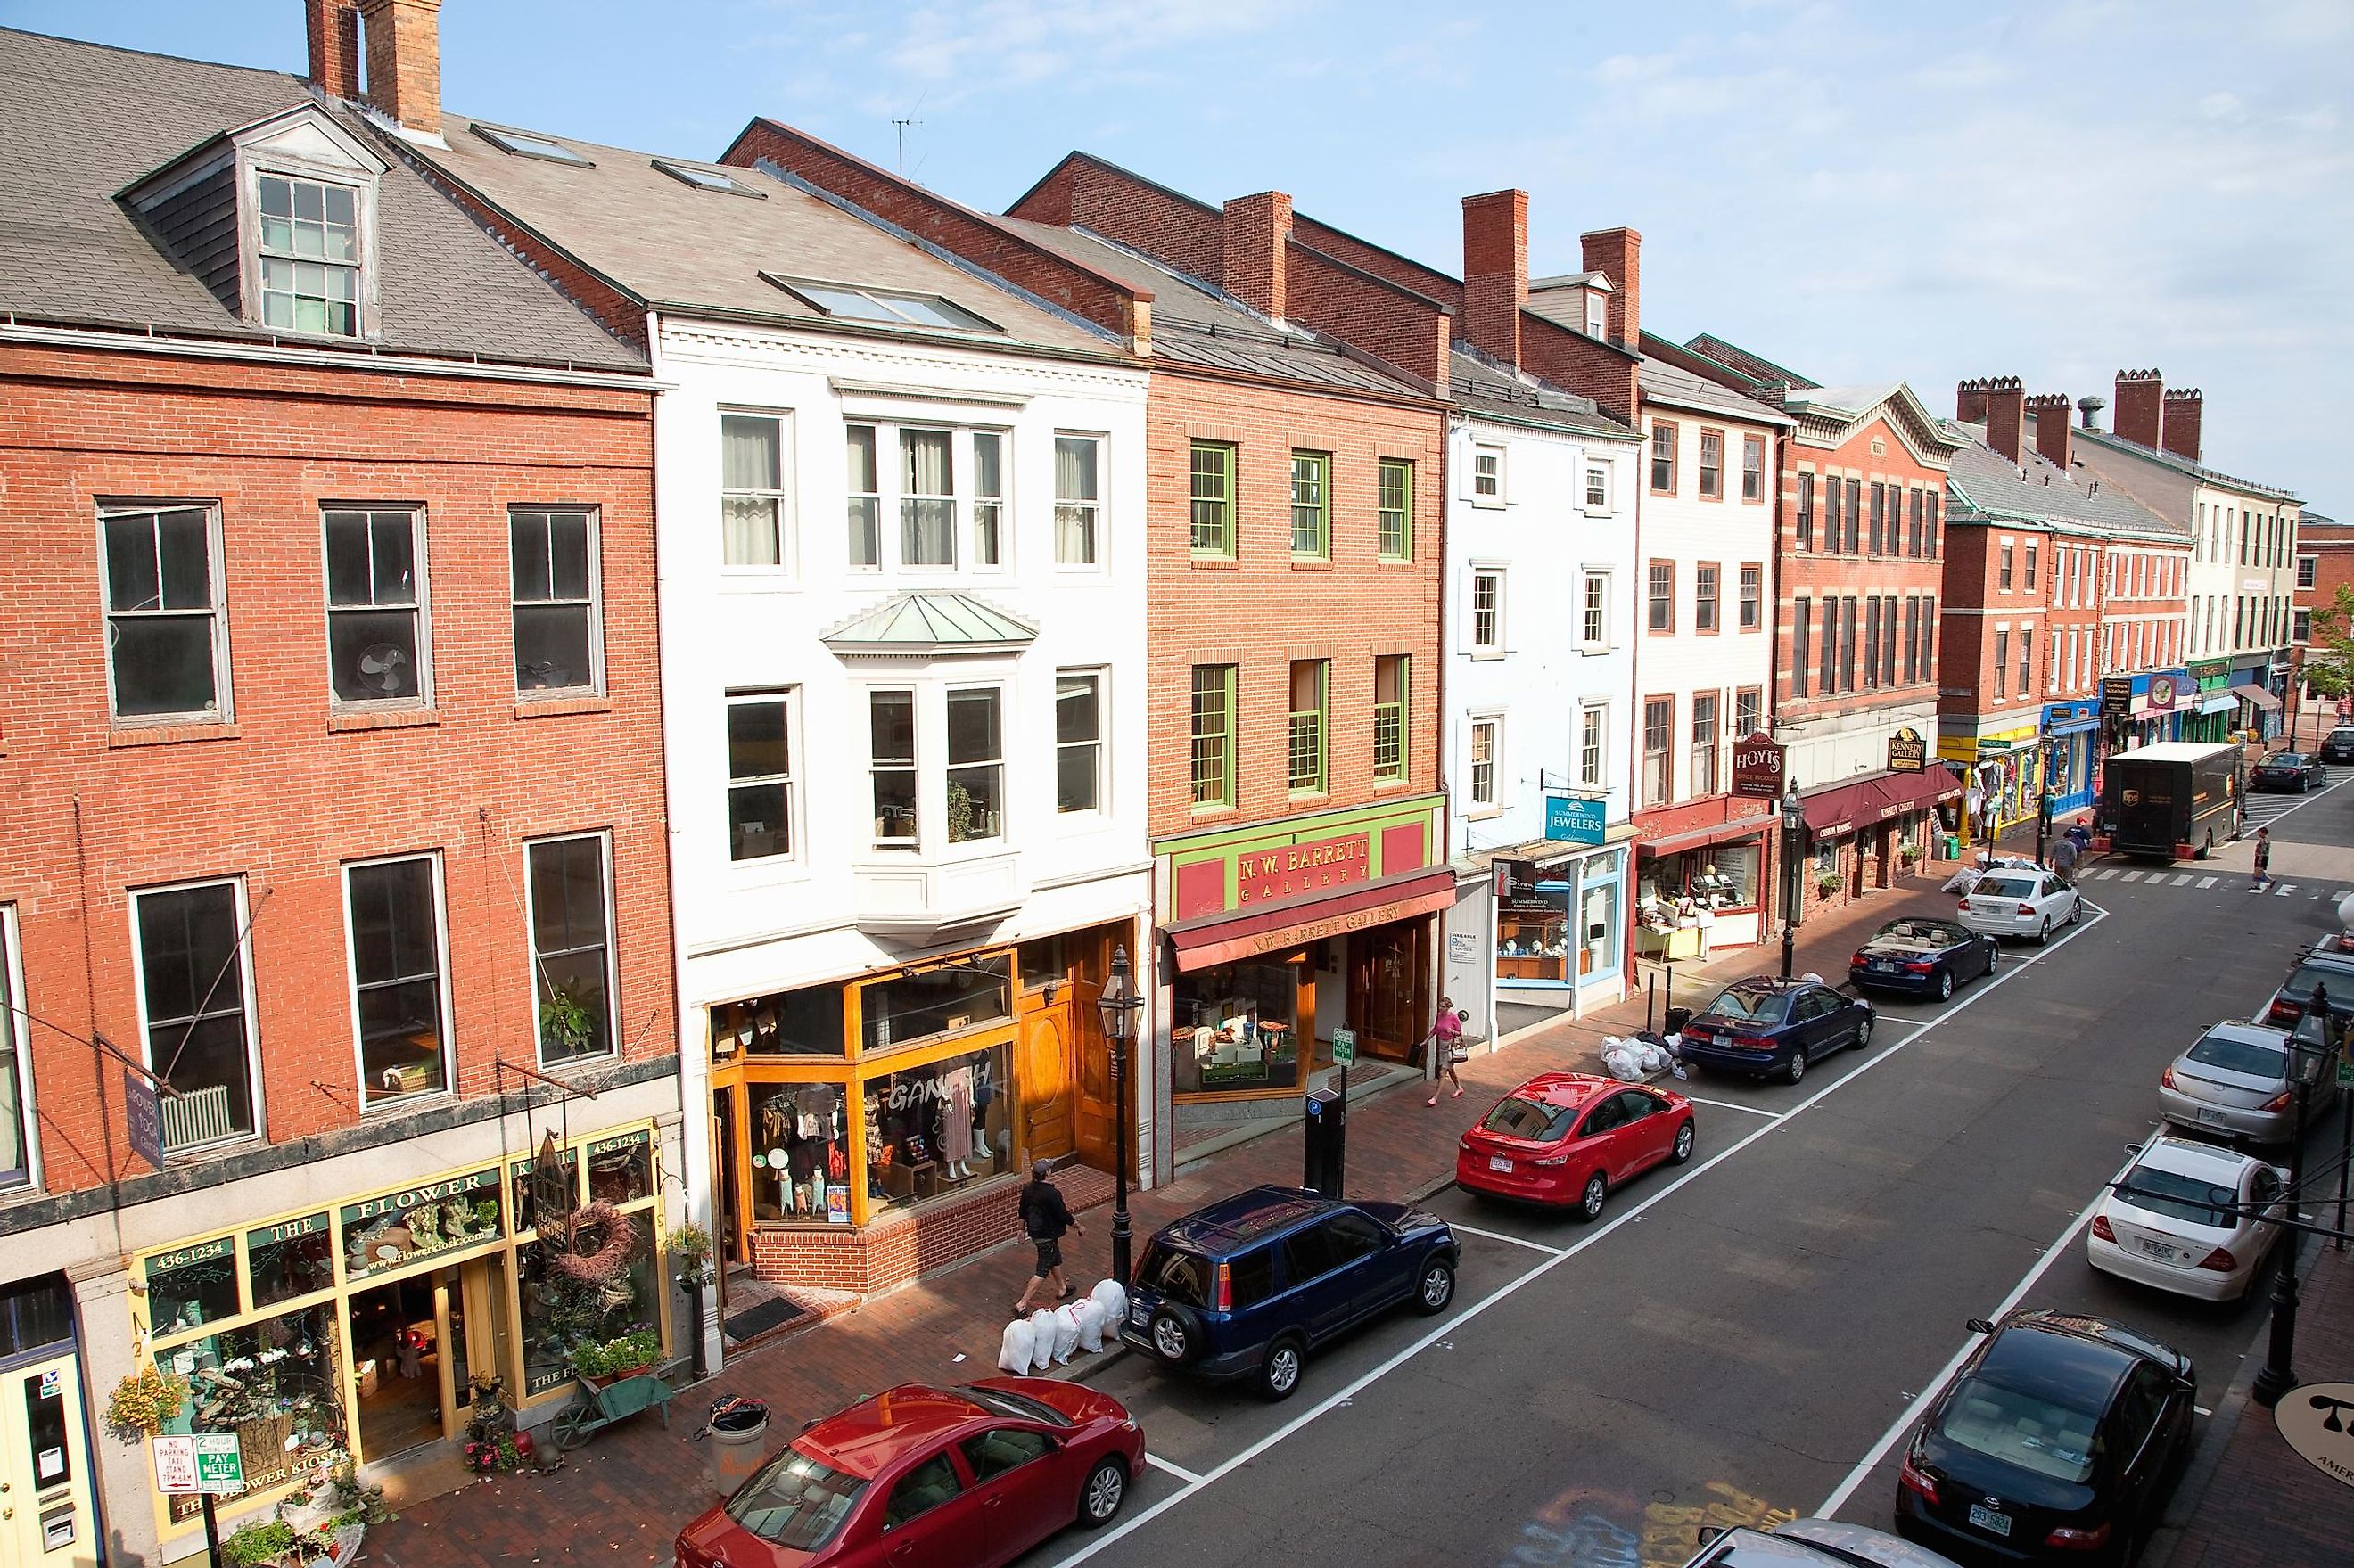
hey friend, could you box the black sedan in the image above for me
[1897,1309,2195,1567]
[1848,917,1999,1001]
[2320,727,2354,764]
[1675,977,1873,1086]
[2251,751,2325,792]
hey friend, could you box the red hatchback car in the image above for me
[1455,1072,1696,1219]
[675,1379,1142,1568]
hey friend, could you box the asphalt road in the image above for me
[1034,779,2354,1568]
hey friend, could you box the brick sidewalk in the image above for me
[358,874,1955,1567]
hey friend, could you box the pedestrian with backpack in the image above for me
[1424,997,1467,1107]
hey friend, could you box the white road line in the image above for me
[1145,1453,1205,1484]
[2197,876,2218,889]
[2194,1406,2214,1417]
[2171,874,2195,886]
[2243,774,2350,825]
[1682,1095,1783,1120]
[2119,870,2144,883]
[1047,905,2116,1568]
[1814,1149,2136,1519]
[1445,1223,1570,1257]
[2278,884,2298,897]
[2337,891,2353,903]
[2089,868,2119,881]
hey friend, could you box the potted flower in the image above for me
[1898,842,1923,869]
[1815,871,1841,899]
[571,1328,662,1387]
[104,1365,188,1441]
[538,985,597,1058]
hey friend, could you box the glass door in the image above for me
[347,1275,443,1460]
[0,1351,95,1568]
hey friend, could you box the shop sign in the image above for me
[248,1211,328,1248]
[1496,858,1537,901]
[2147,674,2179,711]
[2275,1382,2354,1490]
[145,1234,235,1277]
[125,1067,163,1172]
[152,1433,243,1495]
[1331,1027,1356,1066]
[1887,728,1928,772]
[1731,733,1786,798]
[341,1167,503,1277]
[587,1129,649,1160]
[2101,677,2134,717]
[1236,832,1370,906]
[1287,894,1438,950]
[1543,793,1608,845]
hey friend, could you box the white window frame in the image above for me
[1584,463,1611,513]
[1054,432,1105,569]
[246,163,371,340]
[1580,569,1610,651]
[321,504,433,710]
[0,905,36,1192]
[523,831,620,1069]
[839,418,1018,574]
[720,409,794,575]
[128,874,262,1153]
[1584,291,1607,340]
[725,688,800,866]
[96,499,234,727]
[1467,714,1503,815]
[2300,554,2317,589]
[341,851,455,1112]
[868,686,920,849]
[946,683,1009,845]
[509,505,605,699]
[1579,702,1608,790]
[1470,444,1506,507]
[1469,566,1505,658]
[1055,667,1107,819]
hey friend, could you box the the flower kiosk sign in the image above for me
[341,1168,502,1279]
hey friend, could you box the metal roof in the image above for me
[821,591,1039,654]
[1638,353,1792,426]
[2071,423,2301,504]
[1944,427,2185,540]
[1450,345,1634,439]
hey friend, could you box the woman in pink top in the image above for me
[1425,997,1466,1106]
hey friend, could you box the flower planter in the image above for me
[582,1365,653,1390]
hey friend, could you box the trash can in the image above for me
[1663,1006,1693,1036]
[1303,1087,1346,1197]
[1939,833,1961,861]
[706,1396,770,1497]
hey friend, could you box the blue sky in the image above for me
[12,0,2350,508]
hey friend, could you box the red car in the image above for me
[675,1379,1142,1568]
[1455,1072,1696,1219]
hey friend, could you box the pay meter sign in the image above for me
[152,1433,243,1494]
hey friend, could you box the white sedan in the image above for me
[1958,866,2080,944]
[2087,1136,2289,1301]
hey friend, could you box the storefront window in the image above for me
[146,1236,239,1336]
[860,956,1010,1055]
[1497,879,1570,982]
[712,983,845,1060]
[1172,961,1302,1094]
[511,1149,578,1236]
[1580,866,1622,980]
[157,1304,343,1523]
[1641,843,1759,912]
[247,1214,334,1309]
[587,1129,653,1205]
[864,1043,1012,1210]
[341,1169,503,1281]
[749,1081,850,1224]
[516,1220,657,1402]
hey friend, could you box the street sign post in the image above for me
[152,1434,242,1567]
[1330,1027,1355,1066]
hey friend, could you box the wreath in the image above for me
[547,1202,638,1290]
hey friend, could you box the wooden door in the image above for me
[1017,1006,1074,1165]
[1348,921,1430,1061]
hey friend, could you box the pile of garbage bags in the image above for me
[998,1279,1126,1374]
[1942,852,2039,896]
[1599,1032,1683,1081]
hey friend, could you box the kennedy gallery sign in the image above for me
[1731,734,1786,799]
[1887,727,1927,773]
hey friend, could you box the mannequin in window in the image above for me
[941,1063,975,1178]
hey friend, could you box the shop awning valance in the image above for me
[1634,814,1774,858]
[2197,693,2239,715]
[1800,763,1961,840]
[2237,685,2283,712]
[1165,866,1457,973]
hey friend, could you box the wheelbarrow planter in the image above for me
[549,1372,674,1451]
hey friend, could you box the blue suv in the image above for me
[1118,1186,1458,1401]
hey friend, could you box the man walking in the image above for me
[2251,826,2275,892]
[2049,832,2080,887]
[1013,1159,1084,1315]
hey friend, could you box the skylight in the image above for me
[768,277,1000,333]
[652,159,763,197]
[471,124,592,167]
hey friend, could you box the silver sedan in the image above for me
[2159,1021,2335,1145]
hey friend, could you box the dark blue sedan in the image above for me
[1675,977,1873,1086]
[1848,916,2000,1001]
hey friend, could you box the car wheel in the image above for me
[1854,1015,1873,1052]
[1413,1256,1456,1315]
[2036,918,2052,947]
[1077,1457,1128,1527]
[1257,1335,1305,1401]
[1784,1045,1807,1085]
[1668,1119,1696,1165]
[1148,1304,1201,1366]
[1984,941,1999,975]
[2067,896,2082,926]
[1935,969,1955,1002]
[1576,1171,1608,1221]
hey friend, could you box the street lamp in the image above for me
[2253,979,2330,1407]
[2035,736,2056,867]
[1780,778,1805,981]
[1096,944,1145,1286]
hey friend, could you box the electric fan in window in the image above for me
[355,642,410,696]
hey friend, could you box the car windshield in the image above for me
[959,1385,1072,1426]
[1975,875,2038,899]
[1135,1242,1209,1308]
[1480,1096,1578,1140]
[1937,1380,2099,1482]
[2284,962,2354,1000]
[2120,1167,2238,1227]
[725,1445,868,1549]
[2270,754,2307,766]
[2186,1032,2285,1079]
[1705,989,1787,1022]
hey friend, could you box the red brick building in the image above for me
[2292,512,2353,743]
[720,133,1450,1169]
[0,20,663,1556]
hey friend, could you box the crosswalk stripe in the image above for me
[2197,876,2218,889]
[2276,884,2297,897]
[2337,891,2354,903]
[2171,874,2195,886]
[2119,870,2144,883]
[2090,868,2120,881]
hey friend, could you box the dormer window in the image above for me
[1585,290,1607,340]
[257,174,360,335]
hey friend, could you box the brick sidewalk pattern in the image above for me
[357,867,2041,1567]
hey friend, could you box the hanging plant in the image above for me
[547,1201,638,1291]
[105,1364,189,1441]
[670,1220,715,1291]
[538,986,597,1057]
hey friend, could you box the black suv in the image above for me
[1120,1186,1457,1400]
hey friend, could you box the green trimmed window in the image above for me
[1288,659,1329,793]
[1189,665,1236,808]
[1289,452,1329,557]
[1373,655,1408,783]
[1190,442,1234,556]
[1377,459,1412,560]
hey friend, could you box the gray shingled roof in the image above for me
[997,218,1428,397]
[416,116,1115,357]
[1944,425,2186,540]
[1451,346,1634,439]
[1639,353,1793,426]
[2071,422,2300,504]
[0,27,643,372]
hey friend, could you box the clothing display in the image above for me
[942,1065,975,1170]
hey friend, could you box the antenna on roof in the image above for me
[889,90,929,177]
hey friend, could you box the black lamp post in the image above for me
[1097,944,1144,1286]
[2253,980,2328,1407]
[1780,778,1805,981]
[2035,736,2056,868]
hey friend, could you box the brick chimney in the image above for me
[358,0,440,136]
[2113,368,2163,449]
[1461,189,1528,367]
[1221,192,1292,321]
[1578,226,1640,347]
[1956,379,1991,425]
[2161,387,2203,463]
[2027,393,2073,472]
[304,0,360,100]
[1979,376,2025,464]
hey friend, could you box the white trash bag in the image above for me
[1634,1038,1673,1074]
[1090,1277,1128,1324]
[1074,1297,1108,1353]
[1050,1304,1082,1364]
[1600,1038,1643,1081]
[997,1315,1036,1375]
[1028,1309,1058,1374]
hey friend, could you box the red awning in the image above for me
[1800,764,1960,839]
[1165,866,1459,973]
[1634,814,1775,858]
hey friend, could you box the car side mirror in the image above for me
[1965,1317,1995,1335]
[1696,1526,1726,1549]
[2124,1142,2144,1157]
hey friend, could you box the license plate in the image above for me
[1129,1304,1148,1326]
[2138,1237,2175,1259]
[1967,1505,2012,1538]
[1871,959,1895,971]
[1488,1155,1514,1173]
[2195,1106,2229,1124]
